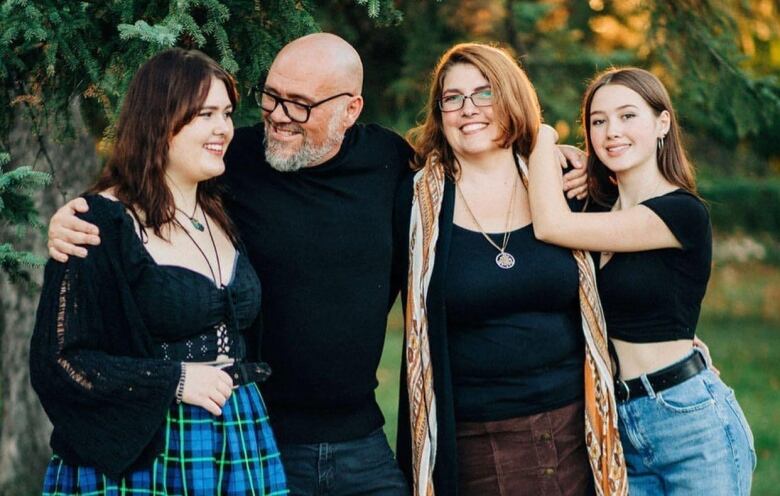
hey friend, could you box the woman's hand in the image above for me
[180,363,235,416]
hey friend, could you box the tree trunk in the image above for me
[0,102,99,495]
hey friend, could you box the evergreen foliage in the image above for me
[0,152,50,283]
[0,1,319,139]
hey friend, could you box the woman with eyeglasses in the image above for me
[395,43,625,496]
[29,49,287,494]
[527,67,755,495]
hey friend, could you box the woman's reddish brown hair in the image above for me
[406,43,541,178]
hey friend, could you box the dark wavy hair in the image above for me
[91,48,238,241]
[407,43,541,178]
[582,67,698,206]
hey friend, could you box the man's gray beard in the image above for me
[264,109,345,172]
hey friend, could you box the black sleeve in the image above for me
[387,128,415,307]
[390,171,415,308]
[560,162,587,212]
[29,198,181,478]
[394,132,415,167]
[641,191,710,250]
[566,195,586,212]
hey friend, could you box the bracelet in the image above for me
[175,363,186,404]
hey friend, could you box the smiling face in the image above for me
[261,35,363,172]
[167,77,234,185]
[262,64,348,172]
[440,63,503,163]
[588,84,670,176]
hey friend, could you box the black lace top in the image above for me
[128,228,261,362]
[29,195,262,479]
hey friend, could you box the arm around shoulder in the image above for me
[47,196,102,262]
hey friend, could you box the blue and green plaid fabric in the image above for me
[42,383,288,495]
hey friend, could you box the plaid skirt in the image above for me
[42,383,288,495]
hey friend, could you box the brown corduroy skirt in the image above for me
[456,400,594,496]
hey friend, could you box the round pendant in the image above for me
[495,251,515,269]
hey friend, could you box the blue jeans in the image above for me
[279,428,410,496]
[617,358,756,495]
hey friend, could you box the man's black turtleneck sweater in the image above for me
[222,123,412,443]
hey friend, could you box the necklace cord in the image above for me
[174,204,224,287]
[455,172,519,254]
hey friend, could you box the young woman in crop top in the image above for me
[527,67,755,495]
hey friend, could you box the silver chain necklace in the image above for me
[456,172,519,269]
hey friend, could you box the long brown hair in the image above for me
[582,67,698,206]
[407,43,541,178]
[91,48,238,241]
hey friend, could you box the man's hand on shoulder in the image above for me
[558,145,588,200]
[47,197,102,262]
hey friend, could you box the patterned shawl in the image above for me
[404,153,628,496]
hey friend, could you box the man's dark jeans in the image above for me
[279,428,410,496]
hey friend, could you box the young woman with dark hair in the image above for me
[30,48,288,494]
[528,67,755,495]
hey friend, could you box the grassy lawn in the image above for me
[377,308,780,495]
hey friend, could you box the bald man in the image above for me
[220,33,413,494]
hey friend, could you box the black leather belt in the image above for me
[615,351,706,403]
[221,361,272,386]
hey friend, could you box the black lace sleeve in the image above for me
[29,197,181,478]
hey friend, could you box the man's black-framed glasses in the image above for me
[438,89,493,112]
[257,90,353,123]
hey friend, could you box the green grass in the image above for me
[377,302,403,449]
[698,316,780,496]
[376,309,780,495]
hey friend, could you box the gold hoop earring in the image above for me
[657,135,665,151]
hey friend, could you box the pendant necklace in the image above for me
[176,203,205,232]
[174,214,230,361]
[456,172,519,269]
[173,214,223,287]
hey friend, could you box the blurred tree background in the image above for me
[1,0,778,494]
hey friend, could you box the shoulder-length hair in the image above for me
[582,67,698,206]
[406,43,541,179]
[91,48,238,241]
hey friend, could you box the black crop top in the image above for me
[595,190,712,342]
[113,199,263,362]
